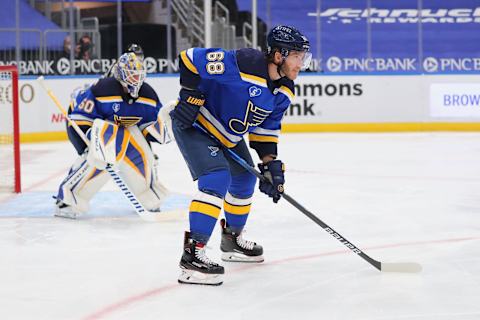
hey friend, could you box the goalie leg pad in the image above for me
[119,126,168,211]
[87,118,131,170]
[56,153,110,217]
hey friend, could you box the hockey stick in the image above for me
[192,122,422,273]
[37,76,166,222]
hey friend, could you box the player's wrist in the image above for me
[261,154,276,164]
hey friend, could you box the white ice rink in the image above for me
[0,133,479,320]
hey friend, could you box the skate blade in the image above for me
[178,269,223,286]
[54,210,79,219]
[221,252,264,263]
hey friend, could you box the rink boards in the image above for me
[10,73,480,142]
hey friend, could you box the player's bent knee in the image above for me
[198,169,231,198]
[229,171,256,197]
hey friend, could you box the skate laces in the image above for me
[195,245,219,266]
[236,231,255,251]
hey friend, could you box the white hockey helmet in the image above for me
[114,52,145,98]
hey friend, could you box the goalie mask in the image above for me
[267,25,312,71]
[114,52,146,98]
[126,43,144,61]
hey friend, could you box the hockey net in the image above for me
[0,66,21,193]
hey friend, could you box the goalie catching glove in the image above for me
[258,160,285,203]
[170,88,205,129]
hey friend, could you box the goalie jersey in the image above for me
[67,77,162,154]
[68,77,162,153]
[179,47,294,157]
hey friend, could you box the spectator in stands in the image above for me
[76,35,94,61]
[62,35,73,59]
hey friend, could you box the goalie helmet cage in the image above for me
[0,65,21,193]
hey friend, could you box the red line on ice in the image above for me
[81,236,480,320]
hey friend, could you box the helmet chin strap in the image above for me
[276,55,288,79]
[276,57,294,81]
[276,64,283,79]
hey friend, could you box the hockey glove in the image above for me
[258,160,285,203]
[170,89,205,129]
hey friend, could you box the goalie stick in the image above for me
[37,76,169,222]
[191,121,422,273]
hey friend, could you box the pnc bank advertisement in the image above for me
[237,0,480,73]
[2,0,480,75]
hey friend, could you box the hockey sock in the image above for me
[224,172,256,233]
[189,169,230,243]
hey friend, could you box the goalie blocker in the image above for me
[55,119,168,218]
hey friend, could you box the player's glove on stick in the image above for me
[258,160,285,203]
[170,89,205,129]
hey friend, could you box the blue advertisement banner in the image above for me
[237,0,480,74]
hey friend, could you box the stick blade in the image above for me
[380,262,422,273]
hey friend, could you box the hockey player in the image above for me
[170,25,311,285]
[55,52,168,218]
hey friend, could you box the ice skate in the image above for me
[54,200,80,219]
[220,219,264,263]
[178,231,224,286]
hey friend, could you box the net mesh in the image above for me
[0,69,16,192]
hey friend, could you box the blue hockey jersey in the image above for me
[69,77,162,133]
[179,47,294,150]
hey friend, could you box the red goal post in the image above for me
[0,65,21,193]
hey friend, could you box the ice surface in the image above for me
[0,133,479,320]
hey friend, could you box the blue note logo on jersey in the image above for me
[229,101,271,134]
[114,114,142,127]
[249,86,262,98]
[112,103,121,113]
[208,146,219,157]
